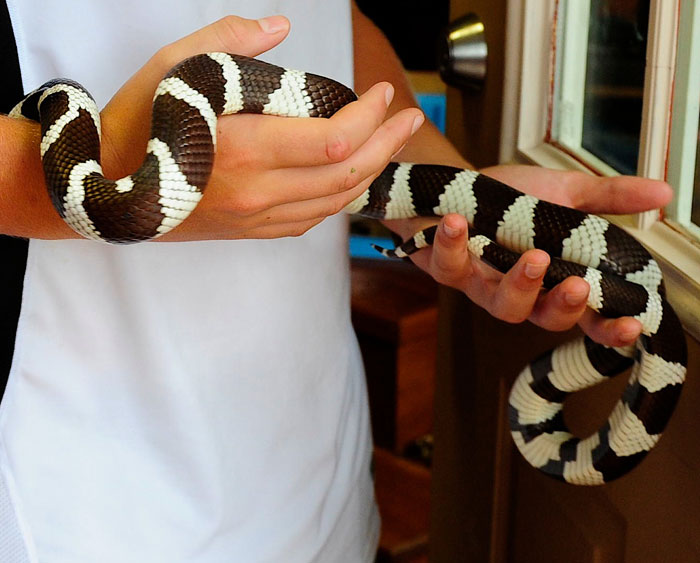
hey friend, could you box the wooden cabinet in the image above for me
[351,258,438,453]
[351,258,439,562]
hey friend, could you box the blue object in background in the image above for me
[349,92,445,258]
[349,235,394,260]
[416,92,446,134]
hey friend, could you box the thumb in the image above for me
[110,15,290,113]
[162,15,290,65]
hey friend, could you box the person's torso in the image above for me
[0,1,378,561]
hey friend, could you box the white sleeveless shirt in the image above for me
[0,1,378,561]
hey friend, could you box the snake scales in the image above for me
[10,53,687,484]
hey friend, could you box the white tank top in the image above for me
[1,1,378,561]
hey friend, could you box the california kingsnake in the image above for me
[10,53,687,484]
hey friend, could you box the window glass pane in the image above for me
[693,122,700,226]
[582,0,649,174]
[553,0,649,174]
[667,0,700,240]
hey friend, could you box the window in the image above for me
[552,0,648,176]
[503,0,700,339]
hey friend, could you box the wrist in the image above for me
[0,116,77,239]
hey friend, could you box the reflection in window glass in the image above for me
[581,0,649,174]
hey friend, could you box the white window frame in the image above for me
[501,0,700,340]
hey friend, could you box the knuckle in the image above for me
[513,277,540,293]
[287,226,306,238]
[535,316,573,333]
[216,123,264,170]
[215,16,247,47]
[227,190,265,217]
[338,167,365,193]
[234,145,263,170]
[432,267,458,287]
[490,303,528,325]
[502,312,528,325]
[509,312,529,324]
[289,219,321,237]
[431,253,469,286]
[340,172,356,192]
[324,197,348,217]
[325,129,352,163]
[153,46,175,72]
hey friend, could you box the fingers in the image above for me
[267,107,423,200]
[161,215,326,242]
[569,174,673,215]
[487,249,550,323]
[211,177,371,227]
[490,261,645,346]
[497,261,644,347]
[405,216,554,324]
[390,216,647,349]
[233,217,326,240]
[464,163,664,347]
[214,106,423,214]
[400,215,550,323]
[577,311,643,348]
[528,276,590,331]
[425,215,472,284]
[221,82,397,170]
[481,164,673,215]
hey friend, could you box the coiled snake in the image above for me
[10,53,687,484]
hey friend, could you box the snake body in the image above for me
[11,53,687,484]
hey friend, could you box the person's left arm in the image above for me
[351,2,672,346]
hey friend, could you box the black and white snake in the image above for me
[10,53,687,484]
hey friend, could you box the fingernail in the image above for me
[411,114,425,135]
[385,84,395,107]
[524,261,547,280]
[620,327,640,344]
[442,217,463,239]
[564,288,588,306]
[258,15,288,34]
[443,223,461,239]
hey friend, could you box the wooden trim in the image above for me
[499,0,524,163]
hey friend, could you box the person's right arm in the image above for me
[0,15,422,242]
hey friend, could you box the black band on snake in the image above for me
[10,53,687,485]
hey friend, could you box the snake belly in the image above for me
[10,53,687,484]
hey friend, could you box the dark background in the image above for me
[355,0,449,71]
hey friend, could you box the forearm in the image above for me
[351,2,471,169]
[351,2,471,242]
[0,115,77,239]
